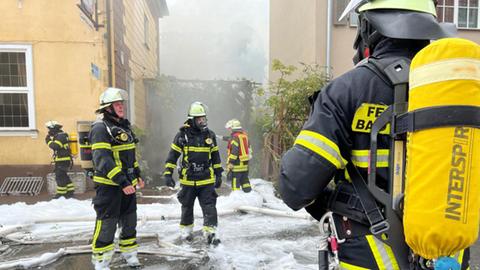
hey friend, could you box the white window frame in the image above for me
[0,44,36,134]
[438,0,480,30]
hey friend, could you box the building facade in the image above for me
[0,0,167,179]
[270,0,480,80]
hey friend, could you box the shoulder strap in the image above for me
[348,57,411,234]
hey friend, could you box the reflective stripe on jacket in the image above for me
[227,130,249,172]
[89,118,140,187]
[46,132,72,162]
[163,123,223,186]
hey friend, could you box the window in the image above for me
[334,0,349,25]
[333,0,358,27]
[78,0,100,30]
[0,45,35,130]
[437,0,480,29]
[144,14,150,49]
[349,12,359,27]
[80,0,95,17]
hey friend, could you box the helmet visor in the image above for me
[364,10,457,40]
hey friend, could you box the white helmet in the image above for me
[45,120,62,129]
[225,119,242,130]
[98,87,128,110]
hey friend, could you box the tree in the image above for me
[257,59,328,182]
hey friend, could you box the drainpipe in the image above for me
[106,0,113,86]
[326,0,333,80]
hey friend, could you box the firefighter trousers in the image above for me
[54,160,74,196]
[91,185,138,258]
[177,184,218,228]
[228,171,251,192]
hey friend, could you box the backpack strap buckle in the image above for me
[370,220,390,235]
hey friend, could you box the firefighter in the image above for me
[89,87,145,269]
[224,119,251,192]
[278,0,470,269]
[45,120,74,199]
[163,101,223,245]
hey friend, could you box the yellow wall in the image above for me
[269,0,321,79]
[0,0,108,165]
[270,0,480,80]
[123,0,160,130]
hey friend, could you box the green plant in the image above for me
[256,59,327,181]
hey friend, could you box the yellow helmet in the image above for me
[340,0,436,20]
[225,119,242,130]
[45,120,62,129]
[98,87,128,110]
[188,102,207,119]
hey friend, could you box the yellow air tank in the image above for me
[77,121,93,171]
[68,132,78,157]
[403,38,480,259]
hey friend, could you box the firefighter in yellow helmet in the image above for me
[89,87,145,269]
[163,101,223,245]
[45,120,74,198]
[279,0,469,269]
[224,119,252,192]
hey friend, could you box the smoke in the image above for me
[143,0,268,184]
[160,0,269,83]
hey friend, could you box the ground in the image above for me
[0,182,479,269]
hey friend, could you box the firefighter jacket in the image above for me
[89,115,141,188]
[46,131,72,162]
[227,130,249,172]
[279,38,425,213]
[164,122,223,186]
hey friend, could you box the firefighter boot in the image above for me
[92,250,113,270]
[122,251,142,267]
[65,190,75,199]
[203,227,221,246]
[181,226,193,242]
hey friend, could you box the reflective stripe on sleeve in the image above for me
[165,162,177,169]
[171,143,182,153]
[294,130,346,169]
[107,166,122,179]
[93,176,119,186]
[92,142,112,150]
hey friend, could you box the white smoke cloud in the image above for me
[160,0,269,83]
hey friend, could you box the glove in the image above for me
[214,175,222,189]
[164,174,175,188]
